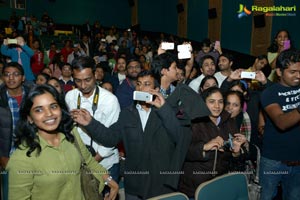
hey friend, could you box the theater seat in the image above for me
[147,192,189,200]
[195,173,249,200]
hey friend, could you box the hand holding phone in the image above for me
[222,133,234,151]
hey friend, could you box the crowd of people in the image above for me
[0,15,300,200]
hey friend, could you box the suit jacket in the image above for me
[84,102,190,199]
[79,41,94,57]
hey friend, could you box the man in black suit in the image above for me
[71,70,189,199]
[79,34,93,57]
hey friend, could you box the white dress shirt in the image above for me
[136,104,151,131]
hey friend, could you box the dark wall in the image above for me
[138,0,178,35]
[187,0,208,43]
[0,4,25,21]
[221,0,253,55]
[25,0,131,28]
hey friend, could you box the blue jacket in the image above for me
[1,44,35,81]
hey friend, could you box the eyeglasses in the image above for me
[3,72,22,77]
[127,65,141,70]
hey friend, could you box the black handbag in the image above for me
[73,134,103,200]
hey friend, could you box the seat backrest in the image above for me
[147,192,189,200]
[195,173,249,200]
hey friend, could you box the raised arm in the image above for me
[1,38,13,57]
[71,108,121,147]
[17,36,34,57]
[147,89,182,143]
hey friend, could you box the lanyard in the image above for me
[77,86,99,116]
[77,86,99,146]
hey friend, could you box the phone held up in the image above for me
[241,71,256,79]
[133,91,153,102]
[177,44,191,59]
[7,38,17,45]
[161,42,174,50]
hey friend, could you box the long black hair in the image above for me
[267,29,292,53]
[14,84,74,157]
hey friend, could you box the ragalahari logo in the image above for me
[237,4,252,18]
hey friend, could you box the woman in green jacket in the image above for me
[6,84,118,200]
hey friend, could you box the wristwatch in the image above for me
[105,176,113,185]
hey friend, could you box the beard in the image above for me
[126,74,138,81]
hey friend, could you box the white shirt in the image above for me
[118,73,126,85]
[105,35,117,44]
[188,74,205,93]
[65,86,120,170]
[136,104,151,131]
[59,76,73,84]
[67,50,86,64]
[214,71,228,87]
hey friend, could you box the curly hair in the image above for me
[14,84,74,157]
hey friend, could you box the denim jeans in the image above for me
[259,156,300,200]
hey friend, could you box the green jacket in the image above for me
[6,128,107,200]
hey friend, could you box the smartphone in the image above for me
[241,71,256,79]
[133,91,153,102]
[178,51,191,59]
[161,42,174,50]
[177,44,190,52]
[283,40,290,50]
[177,44,192,59]
[7,39,17,44]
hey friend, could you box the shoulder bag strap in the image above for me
[72,129,87,166]
[253,144,260,183]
